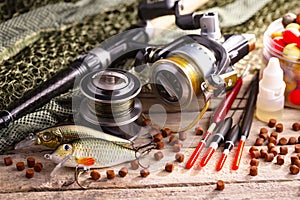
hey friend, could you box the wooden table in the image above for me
[0,74,300,199]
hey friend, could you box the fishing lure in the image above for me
[15,125,132,150]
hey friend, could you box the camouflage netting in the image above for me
[0,0,299,153]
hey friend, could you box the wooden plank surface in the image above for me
[0,74,300,199]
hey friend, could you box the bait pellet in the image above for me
[267,143,275,150]
[4,157,13,166]
[279,146,288,155]
[270,132,278,139]
[26,169,34,179]
[290,155,299,165]
[250,166,258,176]
[174,140,183,147]
[278,137,288,145]
[156,141,165,150]
[27,157,35,168]
[90,170,101,180]
[296,13,300,24]
[154,151,164,161]
[260,149,268,158]
[276,155,284,165]
[288,137,297,145]
[216,180,225,190]
[292,122,300,131]
[173,144,181,152]
[16,162,25,171]
[106,170,115,179]
[175,153,184,163]
[153,133,163,142]
[298,136,300,144]
[142,119,152,126]
[290,165,300,175]
[269,147,278,156]
[140,168,150,177]
[297,153,300,159]
[259,133,269,141]
[250,158,259,166]
[268,137,277,145]
[179,132,187,141]
[165,163,174,172]
[34,162,43,172]
[255,138,264,146]
[130,160,139,170]
[265,153,274,162]
[195,126,204,135]
[249,146,258,154]
[275,123,283,133]
[251,151,261,159]
[118,167,128,178]
[161,128,172,138]
[294,159,300,168]
[268,119,277,128]
[295,144,300,153]
[168,135,177,145]
[260,127,268,134]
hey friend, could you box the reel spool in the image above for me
[79,69,142,139]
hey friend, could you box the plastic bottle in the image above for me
[256,57,286,122]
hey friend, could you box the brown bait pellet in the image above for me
[260,149,268,158]
[250,158,259,166]
[268,119,277,128]
[174,139,183,147]
[249,146,258,154]
[278,137,288,145]
[26,169,34,179]
[297,153,300,159]
[175,153,184,163]
[90,170,101,180]
[33,162,43,172]
[268,137,277,145]
[270,132,278,139]
[154,151,164,161]
[279,146,288,155]
[269,147,278,156]
[250,166,258,176]
[292,122,300,131]
[296,13,300,24]
[251,151,261,159]
[265,153,274,162]
[173,144,181,152]
[165,163,174,172]
[142,119,152,126]
[290,165,300,175]
[106,170,115,179]
[267,143,275,150]
[216,180,225,190]
[140,168,150,177]
[295,144,300,153]
[259,133,269,141]
[195,126,204,135]
[179,131,187,141]
[291,155,299,165]
[294,159,300,168]
[289,137,297,145]
[260,127,268,134]
[156,141,165,150]
[255,138,264,146]
[4,157,13,166]
[153,133,163,142]
[275,123,283,133]
[298,136,300,144]
[16,162,25,171]
[168,135,177,145]
[118,167,128,178]
[130,160,139,170]
[161,128,172,138]
[27,157,35,168]
[276,155,285,165]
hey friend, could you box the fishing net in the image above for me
[0,0,299,153]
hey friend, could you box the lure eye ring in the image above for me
[63,144,72,151]
[42,132,52,142]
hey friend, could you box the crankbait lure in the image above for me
[15,125,132,150]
